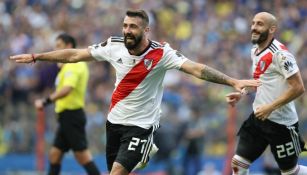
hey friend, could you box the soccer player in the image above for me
[226,12,306,174]
[11,10,260,175]
[34,34,100,175]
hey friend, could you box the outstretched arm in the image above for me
[10,48,94,63]
[180,60,260,91]
[180,60,234,85]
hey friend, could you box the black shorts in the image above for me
[236,113,305,170]
[54,108,87,152]
[106,120,159,172]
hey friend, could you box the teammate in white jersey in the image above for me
[226,12,306,175]
[10,10,260,175]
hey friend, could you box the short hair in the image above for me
[56,33,76,48]
[126,9,149,27]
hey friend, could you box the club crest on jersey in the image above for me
[259,60,266,71]
[144,59,153,70]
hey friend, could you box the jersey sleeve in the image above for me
[61,64,79,88]
[162,43,188,70]
[88,37,112,61]
[275,51,299,79]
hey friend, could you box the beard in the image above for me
[124,33,143,50]
[251,29,269,44]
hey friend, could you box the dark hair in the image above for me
[56,33,76,48]
[126,9,149,27]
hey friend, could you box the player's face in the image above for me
[251,17,270,44]
[122,16,145,50]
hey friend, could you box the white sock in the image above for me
[297,165,307,174]
[231,155,250,175]
[281,165,307,175]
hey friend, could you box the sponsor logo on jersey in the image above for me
[176,51,183,57]
[284,61,293,72]
[144,59,153,70]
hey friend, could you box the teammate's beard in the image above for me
[124,33,143,50]
[251,29,269,44]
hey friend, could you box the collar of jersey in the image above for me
[255,38,275,56]
[128,40,152,57]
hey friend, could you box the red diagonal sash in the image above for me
[109,48,163,111]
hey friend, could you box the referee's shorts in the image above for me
[54,108,88,152]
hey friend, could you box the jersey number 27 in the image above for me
[128,137,148,154]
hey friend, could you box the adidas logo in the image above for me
[117,58,123,64]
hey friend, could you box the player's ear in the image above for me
[269,25,277,34]
[144,26,150,33]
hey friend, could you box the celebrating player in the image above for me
[226,12,306,175]
[11,10,260,175]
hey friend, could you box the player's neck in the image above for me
[128,39,150,56]
[258,37,274,52]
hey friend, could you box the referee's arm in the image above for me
[49,86,73,102]
[34,86,72,109]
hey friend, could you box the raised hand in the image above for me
[232,79,261,93]
[226,92,242,107]
[10,54,35,64]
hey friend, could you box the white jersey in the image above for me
[251,39,299,126]
[89,36,188,129]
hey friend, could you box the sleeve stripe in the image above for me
[271,43,278,50]
[269,46,277,53]
[111,36,124,42]
[111,40,124,43]
[150,41,162,49]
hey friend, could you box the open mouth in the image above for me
[125,35,135,39]
[252,32,260,37]
[251,30,260,35]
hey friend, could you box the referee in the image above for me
[34,33,100,175]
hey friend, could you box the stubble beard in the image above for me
[124,34,143,50]
[251,29,269,45]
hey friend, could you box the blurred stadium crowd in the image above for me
[0,0,306,173]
